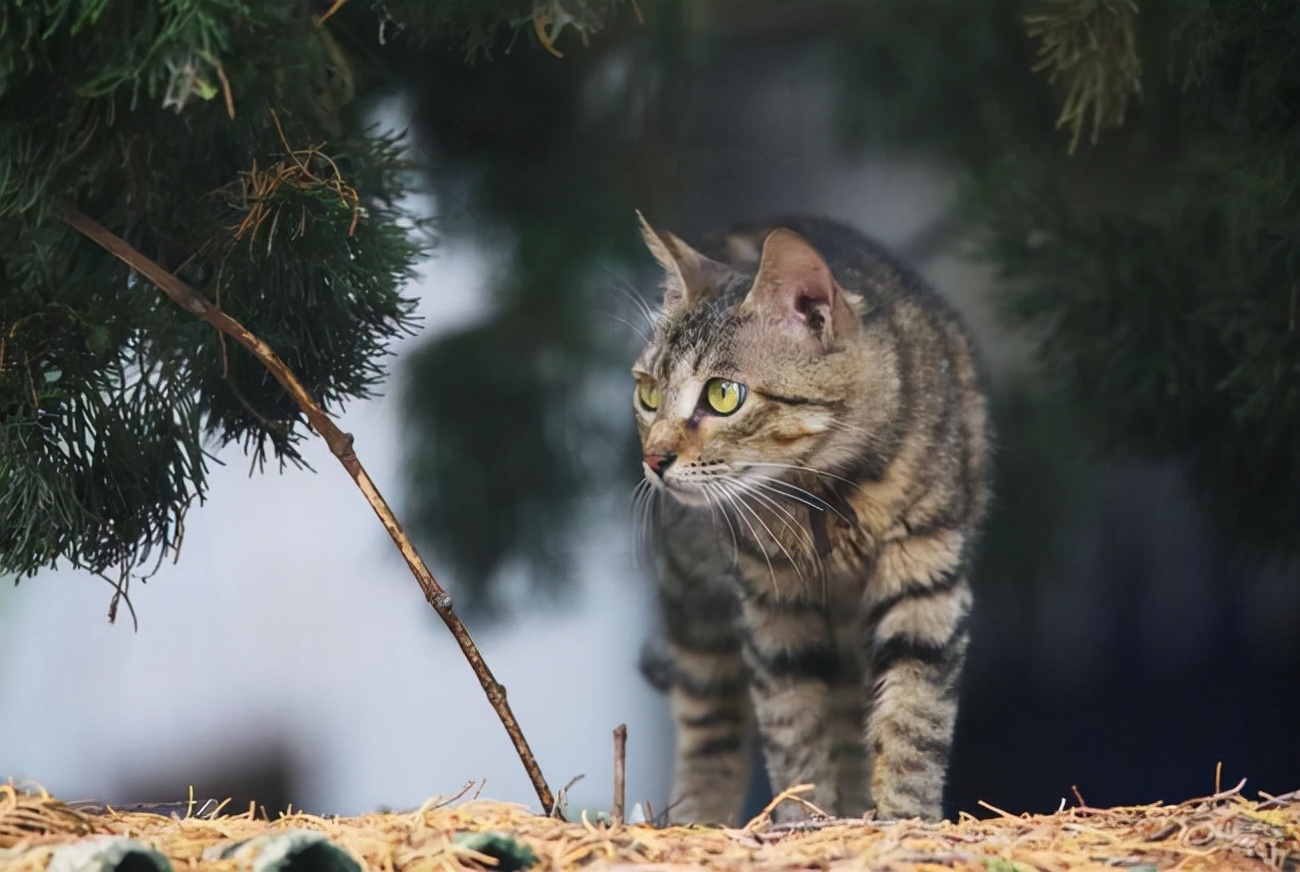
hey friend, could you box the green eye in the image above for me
[637,380,661,411]
[705,378,747,415]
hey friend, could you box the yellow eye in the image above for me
[705,378,747,415]
[637,380,661,411]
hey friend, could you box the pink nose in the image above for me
[644,452,676,477]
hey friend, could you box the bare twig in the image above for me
[742,784,827,833]
[1187,777,1247,806]
[316,0,350,25]
[55,203,556,817]
[1257,788,1300,809]
[554,774,584,820]
[976,799,1021,820]
[612,724,627,826]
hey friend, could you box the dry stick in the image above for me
[55,204,556,817]
[612,724,627,826]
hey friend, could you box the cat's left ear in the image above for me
[638,211,733,314]
[745,229,859,351]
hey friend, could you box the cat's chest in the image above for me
[732,496,900,598]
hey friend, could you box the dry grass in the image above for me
[2,780,1297,871]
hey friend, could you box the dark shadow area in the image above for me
[120,742,301,818]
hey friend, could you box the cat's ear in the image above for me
[745,228,858,351]
[637,211,733,313]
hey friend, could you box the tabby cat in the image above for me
[631,215,989,823]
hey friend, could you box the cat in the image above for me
[631,214,989,824]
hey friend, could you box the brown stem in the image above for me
[55,203,556,816]
[612,723,627,825]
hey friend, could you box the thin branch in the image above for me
[612,724,627,826]
[55,203,557,817]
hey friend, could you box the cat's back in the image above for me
[703,216,947,315]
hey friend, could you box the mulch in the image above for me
[2,779,1297,870]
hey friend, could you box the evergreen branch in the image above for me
[54,203,557,818]
[1027,0,1142,152]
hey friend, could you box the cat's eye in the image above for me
[637,380,662,411]
[704,378,747,415]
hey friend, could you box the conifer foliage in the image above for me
[838,0,1300,555]
[994,0,1300,553]
[0,2,423,583]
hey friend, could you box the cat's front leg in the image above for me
[740,595,846,821]
[663,646,753,824]
[862,533,972,821]
[651,524,754,824]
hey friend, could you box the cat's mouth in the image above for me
[643,464,715,508]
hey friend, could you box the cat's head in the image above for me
[632,215,893,506]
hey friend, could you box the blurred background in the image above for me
[2,0,1298,820]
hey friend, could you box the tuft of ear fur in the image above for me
[744,228,859,351]
[637,211,734,313]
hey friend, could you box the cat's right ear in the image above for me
[637,211,732,313]
[745,228,859,352]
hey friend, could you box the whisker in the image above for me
[744,461,864,492]
[746,474,853,525]
[706,480,778,591]
[608,313,650,343]
[700,481,741,565]
[631,478,660,567]
[717,479,799,590]
[729,478,814,551]
[728,478,822,586]
[612,281,660,330]
[630,479,648,563]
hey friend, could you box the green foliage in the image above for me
[372,0,635,61]
[832,0,1059,166]
[837,0,1300,556]
[1027,0,1142,152]
[0,1,423,580]
[983,859,1031,872]
[977,0,1300,553]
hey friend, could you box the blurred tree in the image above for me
[833,0,1300,554]
[385,0,668,614]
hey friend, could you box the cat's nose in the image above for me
[644,451,677,477]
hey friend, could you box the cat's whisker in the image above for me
[608,313,651,343]
[728,478,814,552]
[821,419,890,451]
[630,479,649,563]
[728,478,828,587]
[612,281,661,330]
[717,479,801,590]
[698,481,739,568]
[700,480,741,565]
[631,478,662,567]
[708,480,780,592]
[744,461,865,492]
[744,474,853,525]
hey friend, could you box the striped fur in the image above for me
[632,216,989,823]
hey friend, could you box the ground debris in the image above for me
[0,781,1296,871]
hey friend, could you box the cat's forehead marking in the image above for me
[660,298,747,376]
[666,359,702,418]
